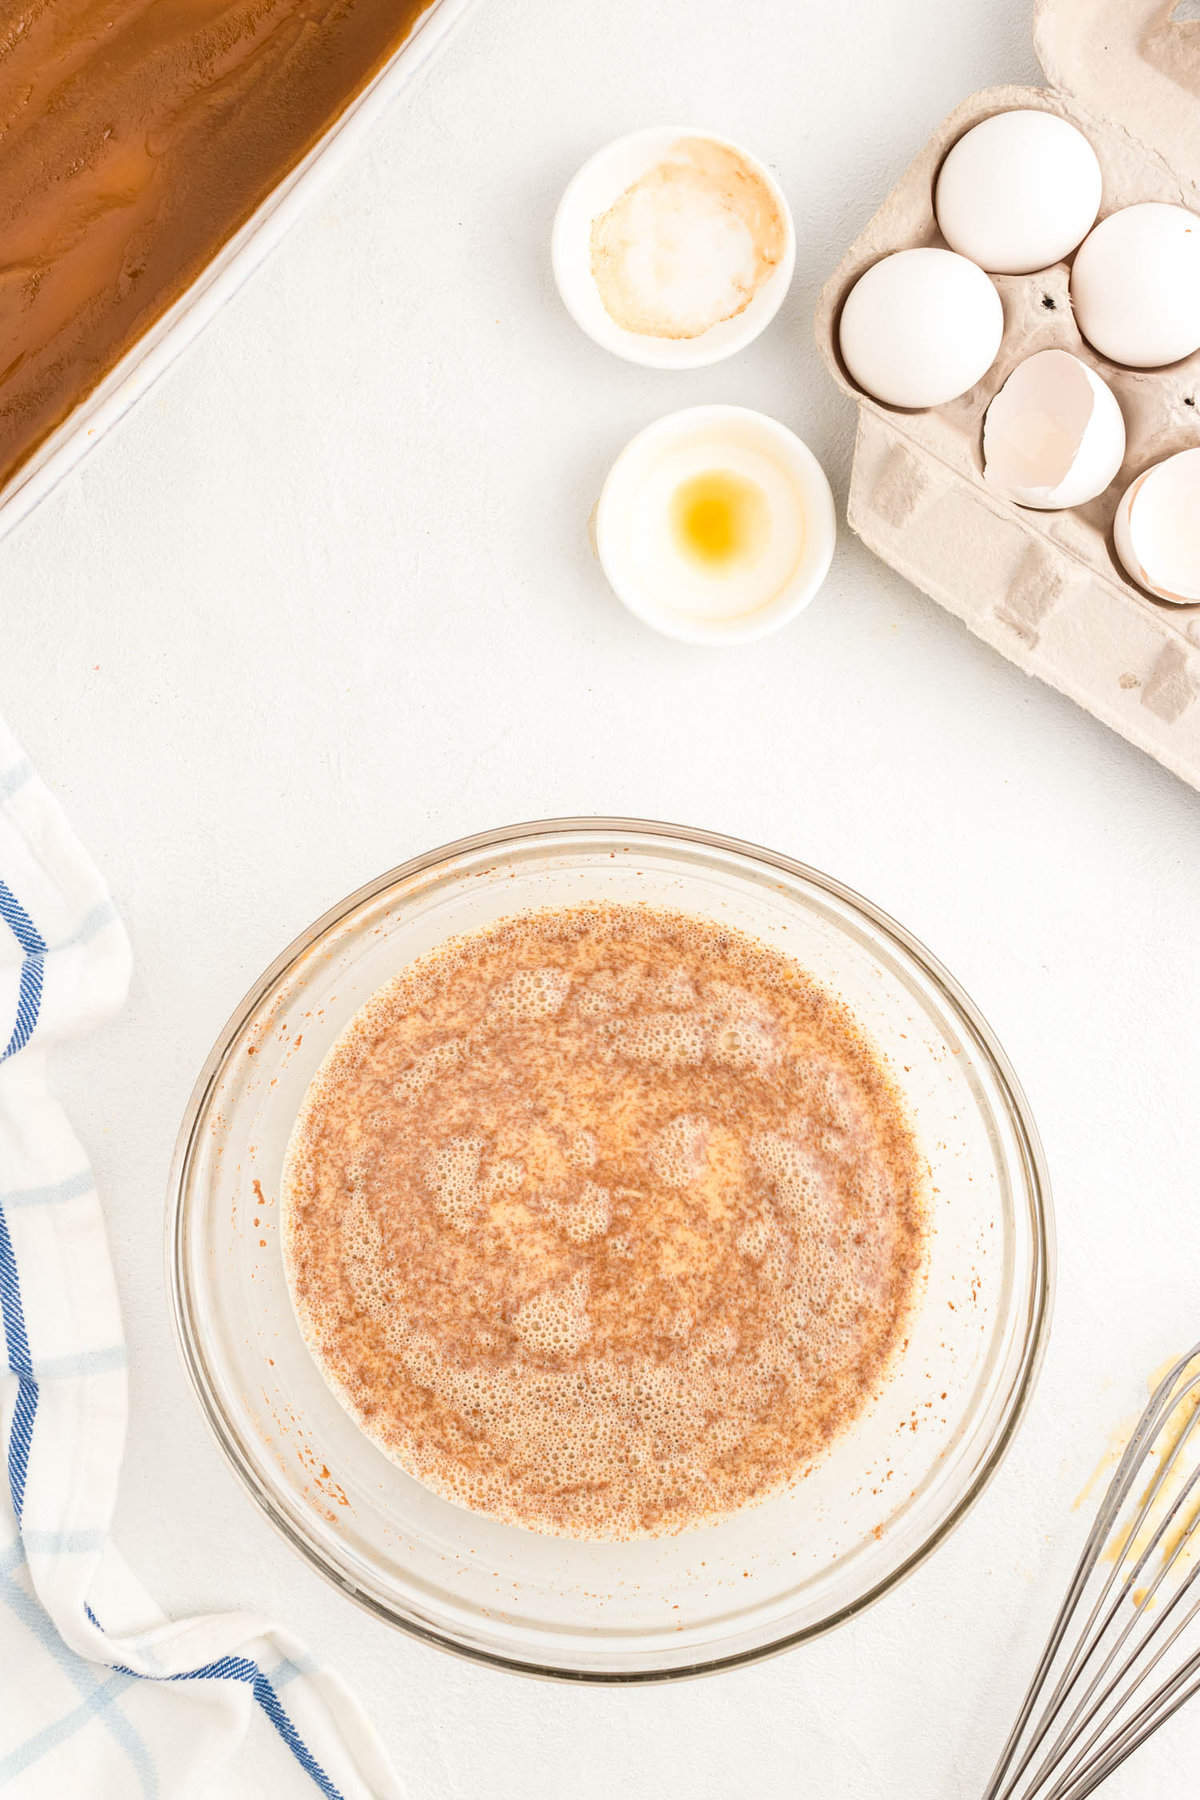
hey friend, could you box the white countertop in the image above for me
[4,0,1200,1793]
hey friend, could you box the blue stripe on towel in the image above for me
[0,1560,155,1796]
[0,876,46,1061]
[0,876,47,1518]
[52,897,117,950]
[22,1528,107,1554]
[248,1667,347,1799]
[93,1621,347,1798]
[170,1659,346,1799]
[0,760,33,800]
[1,870,346,1800]
[2,1169,95,1209]
[0,1672,136,1783]
[0,1203,38,1522]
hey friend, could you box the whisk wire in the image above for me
[984,1354,1197,1799]
[1029,1449,1200,1798]
[1057,1643,1200,1800]
[983,1344,1200,1800]
[1041,1572,1200,1800]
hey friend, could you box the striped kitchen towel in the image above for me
[0,717,402,1799]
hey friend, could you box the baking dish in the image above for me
[0,0,475,546]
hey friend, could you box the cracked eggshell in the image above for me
[982,349,1126,510]
[1071,203,1200,369]
[1114,448,1200,604]
[837,248,1004,410]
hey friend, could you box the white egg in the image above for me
[1071,203,1200,368]
[982,349,1126,509]
[1113,448,1200,603]
[935,109,1102,275]
[593,405,836,644]
[838,248,1004,409]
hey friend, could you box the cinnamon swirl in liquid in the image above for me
[283,904,926,1539]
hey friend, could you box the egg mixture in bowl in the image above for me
[168,819,1051,1679]
[282,902,926,1542]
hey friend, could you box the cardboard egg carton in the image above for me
[815,0,1200,790]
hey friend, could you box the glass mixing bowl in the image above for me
[167,819,1052,1681]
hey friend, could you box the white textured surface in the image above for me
[2,0,1199,1793]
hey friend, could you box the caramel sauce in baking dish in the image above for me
[0,0,432,488]
[283,904,926,1540]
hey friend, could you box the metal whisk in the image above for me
[984,1344,1200,1800]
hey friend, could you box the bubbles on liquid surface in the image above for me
[282,903,926,1539]
[513,1269,592,1356]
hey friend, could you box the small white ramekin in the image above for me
[593,404,836,645]
[552,127,795,369]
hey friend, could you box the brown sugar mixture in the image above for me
[0,0,432,490]
[283,905,927,1539]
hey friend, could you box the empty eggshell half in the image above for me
[982,349,1126,510]
[1113,447,1200,604]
